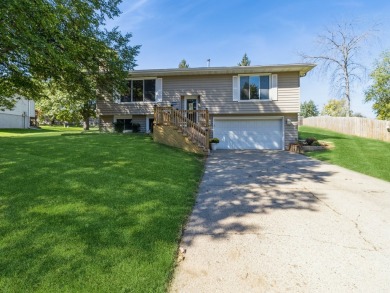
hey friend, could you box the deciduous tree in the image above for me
[321,98,349,117]
[37,84,96,129]
[365,51,390,120]
[0,0,140,116]
[300,21,375,117]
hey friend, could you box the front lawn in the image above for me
[299,126,390,182]
[0,127,204,292]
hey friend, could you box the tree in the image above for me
[321,98,349,117]
[36,84,96,129]
[365,51,390,120]
[178,59,189,68]
[351,112,365,118]
[0,0,140,117]
[238,53,251,66]
[300,21,375,117]
[300,100,319,117]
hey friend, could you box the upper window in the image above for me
[121,79,156,102]
[240,75,270,100]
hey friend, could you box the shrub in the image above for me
[113,121,124,133]
[305,137,317,145]
[312,140,321,146]
[210,138,220,143]
[132,123,141,133]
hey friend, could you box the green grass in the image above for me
[0,126,92,136]
[299,126,390,182]
[0,128,204,292]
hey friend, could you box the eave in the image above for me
[128,63,316,78]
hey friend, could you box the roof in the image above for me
[128,63,316,78]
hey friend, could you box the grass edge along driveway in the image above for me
[0,127,204,293]
[299,126,390,182]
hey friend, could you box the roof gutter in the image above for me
[128,63,316,78]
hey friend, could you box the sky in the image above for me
[105,0,390,118]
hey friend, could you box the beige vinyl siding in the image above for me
[284,113,299,148]
[278,73,300,113]
[97,100,168,116]
[131,115,147,133]
[99,115,114,132]
[163,75,230,109]
[162,72,300,114]
[97,71,300,116]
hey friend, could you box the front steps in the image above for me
[153,125,209,155]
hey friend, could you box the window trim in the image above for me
[114,116,133,131]
[236,73,273,103]
[120,77,157,103]
[237,73,272,102]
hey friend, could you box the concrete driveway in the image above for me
[170,150,390,293]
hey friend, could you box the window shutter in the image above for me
[232,76,239,101]
[270,74,278,101]
[155,78,162,102]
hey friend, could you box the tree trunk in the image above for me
[345,92,351,117]
[83,117,90,130]
[345,73,350,117]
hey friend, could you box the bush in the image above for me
[312,140,321,146]
[113,121,124,133]
[210,138,219,143]
[305,137,317,145]
[132,123,141,133]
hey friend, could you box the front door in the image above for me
[148,118,154,133]
[186,98,197,122]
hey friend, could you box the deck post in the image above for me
[154,104,158,125]
[170,106,174,126]
[205,108,209,128]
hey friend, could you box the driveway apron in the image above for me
[170,150,390,293]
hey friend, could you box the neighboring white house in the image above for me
[0,98,35,128]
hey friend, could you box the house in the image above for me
[97,64,315,151]
[0,98,36,129]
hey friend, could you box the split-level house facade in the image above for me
[97,64,315,151]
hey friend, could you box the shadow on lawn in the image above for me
[0,128,63,134]
[181,150,335,245]
[299,130,347,141]
[0,134,201,291]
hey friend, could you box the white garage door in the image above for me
[213,118,283,150]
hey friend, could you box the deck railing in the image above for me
[154,106,210,150]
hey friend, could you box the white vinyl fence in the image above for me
[302,116,390,142]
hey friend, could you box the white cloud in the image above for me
[122,0,150,16]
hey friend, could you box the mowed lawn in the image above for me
[299,126,390,182]
[0,127,204,292]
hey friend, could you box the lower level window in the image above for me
[116,119,132,130]
[240,75,270,100]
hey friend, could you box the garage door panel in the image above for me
[214,119,283,150]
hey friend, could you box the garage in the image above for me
[213,117,284,150]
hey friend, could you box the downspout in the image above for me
[27,99,30,128]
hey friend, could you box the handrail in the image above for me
[154,106,209,150]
